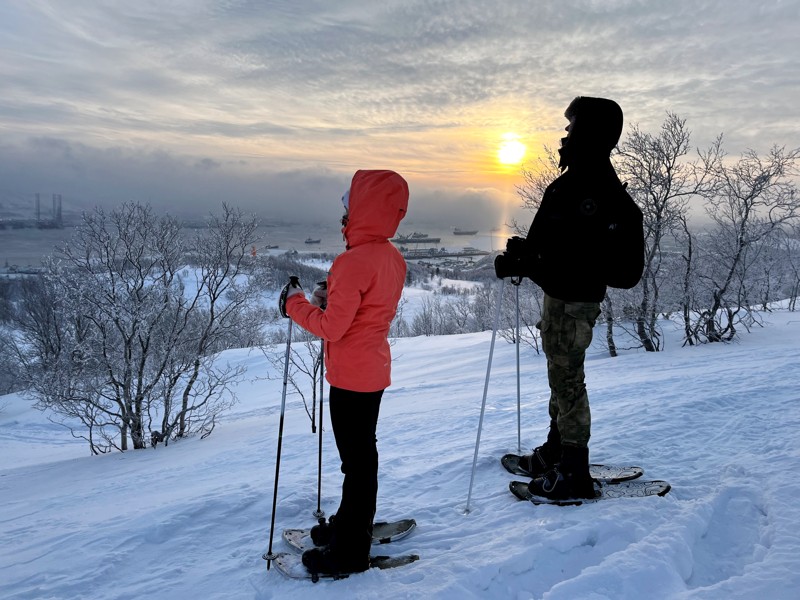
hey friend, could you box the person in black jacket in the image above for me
[495,96,632,500]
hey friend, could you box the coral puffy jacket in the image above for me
[286,170,408,392]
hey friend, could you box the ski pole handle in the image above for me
[278,276,303,318]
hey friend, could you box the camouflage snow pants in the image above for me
[537,294,601,448]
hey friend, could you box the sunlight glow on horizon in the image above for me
[497,133,527,165]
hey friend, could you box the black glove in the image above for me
[494,236,528,279]
[278,276,303,318]
[494,254,526,280]
[505,236,526,257]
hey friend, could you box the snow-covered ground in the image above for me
[2,307,800,599]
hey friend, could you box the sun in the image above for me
[497,133,526,165]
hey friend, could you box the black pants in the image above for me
[328,386,383,559]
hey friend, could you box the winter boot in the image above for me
[301,545,369,576]
[528,445,596,500]
[310,514,336,547]
[517,420,562,477]
[517,443,560,477]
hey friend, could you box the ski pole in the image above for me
[465,277,505,514]
[514,279,522,453]
[314,342,325,519]
[313,280,327,519]
[263,278,299,570]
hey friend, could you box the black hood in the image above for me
[558,96,623,170]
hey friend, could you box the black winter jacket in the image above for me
[522,163,626,303]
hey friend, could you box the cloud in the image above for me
[0,0,797,225]
[0,136,519,229]
[194,158,222,171]
[0,137,346,221]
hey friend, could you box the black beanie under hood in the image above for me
[558,96,623,170]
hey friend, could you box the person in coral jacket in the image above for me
[279,169,409,575]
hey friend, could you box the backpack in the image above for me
[603,183,645,289]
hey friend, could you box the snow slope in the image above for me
[2,311,800,599]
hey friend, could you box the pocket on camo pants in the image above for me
[540,300,600,357]
[564,302,601,353]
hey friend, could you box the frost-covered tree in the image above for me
[262,325,324,429]
[512,146,561,237]
[10,202,264,453]
[498,279,543,353]
[614,113,721,351]
[781,225,800,311]
[0,279,24,394]
[692,145,800,342]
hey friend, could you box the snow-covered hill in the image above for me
[2,311,800,599]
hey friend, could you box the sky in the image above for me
[0,0,798,228]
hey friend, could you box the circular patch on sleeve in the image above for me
[579,197,598,216]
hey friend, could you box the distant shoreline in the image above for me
[0,223,500,267]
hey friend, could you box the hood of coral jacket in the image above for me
[343,170,408,248]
